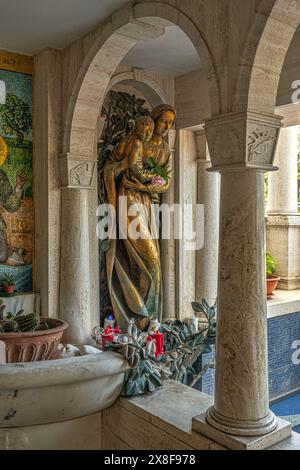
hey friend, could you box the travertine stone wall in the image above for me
[34,48,62,318]
[102,380,226,450]
[175,69,211,129]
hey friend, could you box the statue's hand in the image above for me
[16,170,27,189]
[148,183,166,194]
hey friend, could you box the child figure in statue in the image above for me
[106,116,165,203]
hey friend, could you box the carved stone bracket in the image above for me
[59,153,97,189]
[205,111,282,172]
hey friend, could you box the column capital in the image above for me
[59,153,97,189]
[205,111,282,172]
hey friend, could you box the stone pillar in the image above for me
[267,126,298,215]
[207,169,277,435]
[177,129,197,321]
[161,129,177,320]
[194,130,220,305]
[193,112,292,448]
[59,154,99,344]
[267,125,300,290]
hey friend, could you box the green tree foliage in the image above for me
[0,93,32,144]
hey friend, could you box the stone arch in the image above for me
[63,1,220,156]
[235,0,300,114]
[107,70,169,107]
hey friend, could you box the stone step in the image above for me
[267,431,300,450]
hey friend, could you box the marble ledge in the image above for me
[267,289,300,319]
[121,380,300,451]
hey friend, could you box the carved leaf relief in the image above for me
[248,126,277,165]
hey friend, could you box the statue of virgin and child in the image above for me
[103,104,176,331]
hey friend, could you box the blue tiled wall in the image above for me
[193,312,300,400]
[268,312,300,399]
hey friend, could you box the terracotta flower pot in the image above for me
[0,318,68,363]
[3,285,16,295]
[266,275,280,298]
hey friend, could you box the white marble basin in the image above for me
[0,352,128,428]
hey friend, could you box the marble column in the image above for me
[194,130,220,305]
[193,112,291,445]
[267,126,299,215]
[59,154,99,344]
[207,169,277,436]
[161,129,177,320]
[267,125,300,290]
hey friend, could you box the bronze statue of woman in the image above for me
[103,104,176,331]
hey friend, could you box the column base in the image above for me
[278,276,300,291]
[206,406,277,437]
[193,411,292,450]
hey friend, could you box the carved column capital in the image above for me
[205,111,282,172]
[59,153,97,189]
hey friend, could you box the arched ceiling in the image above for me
[0,0,129,53]
[122,25,201,76]
[0,0,200,77]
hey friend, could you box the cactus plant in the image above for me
[0,302,6,320]
[16,313,40,332]
[1,319,19,332]
[37,321,50,331]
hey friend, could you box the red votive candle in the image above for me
[152,331,164,357]
[102,326,114,350]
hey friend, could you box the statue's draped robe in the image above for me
[103,138,172,331]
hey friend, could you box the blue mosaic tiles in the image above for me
[270,392,300,434]
[193,311,300,401]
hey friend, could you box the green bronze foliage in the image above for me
[120,299,216,397]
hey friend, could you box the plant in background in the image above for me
[0,273,16,294]
[120,299,216,397]
[1,273,16,286]
[266,252,278,277]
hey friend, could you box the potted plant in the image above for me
[0,301,68,363]
[266,252,280,298]
[0,273,16,295]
